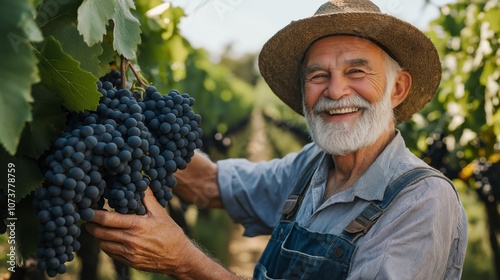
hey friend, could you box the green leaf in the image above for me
[21,16,44,42]
[479,59,496,86]
[0,0,41,39]
[0,148,44,203]
[96,37,117,77]
[112,0,142,59]
[493,110,500,137]
[166,34,189,81]
[77,0,115,46]
[36,36,100,112]
[17,84,65,159]
[44,18,104,75]
[35,0,80,28]
[483,7,500,33]
[0,0,42,155]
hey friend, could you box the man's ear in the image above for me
[391,70,412,108]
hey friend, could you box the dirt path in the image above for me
[227,109,272,277]
[228,226,270,277]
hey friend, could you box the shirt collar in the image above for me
[350,130,406,201]
[316,130,407,204]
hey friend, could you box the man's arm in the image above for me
[173,150,224,209]
[86,188,248,279]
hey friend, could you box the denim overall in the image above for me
[254,153,451,280]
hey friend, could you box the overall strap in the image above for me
[342,167,452,243]
[281,151,325,221]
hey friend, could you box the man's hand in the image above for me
[85,188,243,279]
[86,188,194,276]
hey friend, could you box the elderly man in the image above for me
[86,0,468,279]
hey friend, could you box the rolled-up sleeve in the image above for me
[217,143,321,237]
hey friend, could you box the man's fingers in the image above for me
[90,209,138,228]
[88,186,167,229]
[142,187,165,214]
[86,221,129,242]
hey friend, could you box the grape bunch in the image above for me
[420,133,459,180]
[33,73,203,277]
[99,69,123,89]
[472,158,500,204]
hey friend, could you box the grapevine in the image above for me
[420,133,459,180]
[472,158,500,204]
[32,68,203,277]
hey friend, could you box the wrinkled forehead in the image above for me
[303,35,386,66]
[303,34,397,66]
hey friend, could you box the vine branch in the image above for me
[128,63,149,88]
[120,56,149,89]
[120,56,127,89]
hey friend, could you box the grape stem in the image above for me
[120,56,149,89]
[120,56,127,89]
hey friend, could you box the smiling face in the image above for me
[302,35,404,155]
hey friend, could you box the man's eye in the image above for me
[347,69,366,78]
[307,73,329,83]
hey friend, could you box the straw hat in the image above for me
[258,0,441,123]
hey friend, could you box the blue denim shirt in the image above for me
[218,131,468,279]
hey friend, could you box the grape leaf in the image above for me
[17,84,65,159]
[96,37,117,77]
[479,59,496,86]
[0,0,42,155]
[0,0,43,42]
[0,147,44,203]
[483,7,500,33]
[165,6,186,40]
[166,34,189,81]
[112,0,142,59]
[36,36,100,112]
[493,110,500,138]
[36,0,80,29]
[44,18,104,76]
[77,0,115,46]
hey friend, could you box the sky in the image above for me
[168,0,455,58]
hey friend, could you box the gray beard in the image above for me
[303,88,394,156]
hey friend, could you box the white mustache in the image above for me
[312,96,371,114]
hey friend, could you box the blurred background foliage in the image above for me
[399,1,500,278]
[1,0,499,279]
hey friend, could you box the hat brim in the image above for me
[258,12,441,124]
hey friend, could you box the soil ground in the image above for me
[227,109,273,277]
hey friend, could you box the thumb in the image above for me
[142,187,165,214]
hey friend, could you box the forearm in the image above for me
[171,240,250,280]
[174,151,224,209]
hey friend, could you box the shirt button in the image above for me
[278,228,283,237]
[334,247,344,258]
